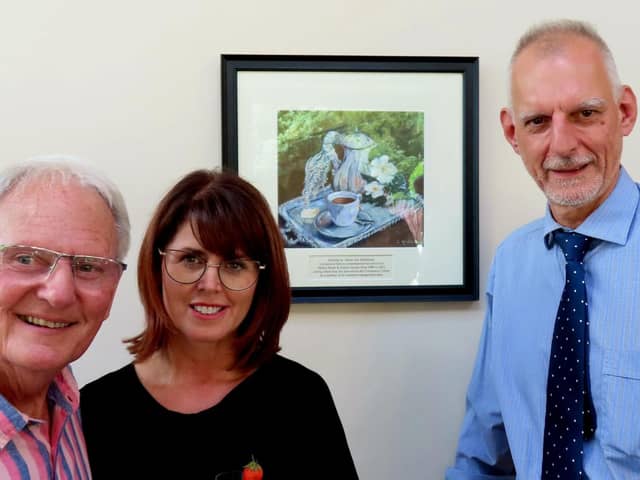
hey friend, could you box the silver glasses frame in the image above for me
[158,249,265,291]
[0,244,127,280]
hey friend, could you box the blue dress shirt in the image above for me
[446,167,640,479]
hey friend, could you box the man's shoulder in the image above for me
[496,216,546,254]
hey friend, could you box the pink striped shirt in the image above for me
[0,367,91,479]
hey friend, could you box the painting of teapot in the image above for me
[331,131,376,193]
[301,130,376,204]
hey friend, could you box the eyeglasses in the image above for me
[0,244,127,288]
[159,249,265,291]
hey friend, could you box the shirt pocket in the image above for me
[601,349,640,461]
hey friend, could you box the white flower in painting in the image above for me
[369,155,398,184]
[364,181,385,199]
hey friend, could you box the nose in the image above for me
[197,264,224,291]
[548,113,579,157]
[36,257,77,308]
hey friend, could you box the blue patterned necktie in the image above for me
[542,231,597,479]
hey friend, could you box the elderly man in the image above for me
[447,20,639,479]
[0,158,129,478]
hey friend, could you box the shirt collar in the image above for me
[48,366,80,413]
[0,366,80,449]
[543,166,639,249]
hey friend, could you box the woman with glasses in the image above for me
[80,169,359,480]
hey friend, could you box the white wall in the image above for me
[3,1,640,478]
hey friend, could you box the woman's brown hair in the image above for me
[125,169,291,371]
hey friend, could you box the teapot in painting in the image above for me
[301,130,376,209]
[331,131,376,193]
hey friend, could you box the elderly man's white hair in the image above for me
[0,155,130,261]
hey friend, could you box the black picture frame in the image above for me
[222,54,479,303]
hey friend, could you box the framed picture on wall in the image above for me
[221,54,479,303]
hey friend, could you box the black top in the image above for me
[80,355,359,480]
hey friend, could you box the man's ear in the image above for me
[619,85,638,136]
[500,107,520,154]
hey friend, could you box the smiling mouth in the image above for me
[191,305,224,315]
[544,155,593,174]
[18,314,70,329]
[552,165,588,173]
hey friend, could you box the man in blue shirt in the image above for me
[447,20,640,479]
